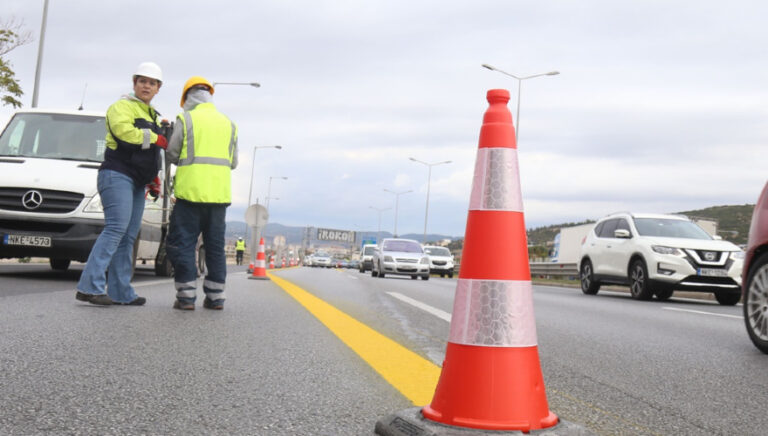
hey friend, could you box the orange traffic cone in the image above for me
[376,90,586,435]
[269,257,275,269]
[248,238,269,280]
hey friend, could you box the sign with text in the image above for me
[316,228,356,243]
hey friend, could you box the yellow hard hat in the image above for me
[180,76,214,107]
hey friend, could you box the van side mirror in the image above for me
[614,229,631,238]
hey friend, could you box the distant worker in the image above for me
[235,237,246,265]
[165,76,238,310]
[76,61,166,306]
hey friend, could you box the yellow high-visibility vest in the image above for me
[174,102,237,203]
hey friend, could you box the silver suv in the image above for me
[579,212,744,305]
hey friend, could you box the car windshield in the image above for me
[0,113,106,162]
[633,218,713,240]
[424,247,451,256]
[363,246,377,255]
[382,240,422,253]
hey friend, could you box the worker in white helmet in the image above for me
[76,62,166,306]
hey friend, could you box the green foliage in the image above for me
[0,20,33,108]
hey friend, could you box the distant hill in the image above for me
[225,204,755,248]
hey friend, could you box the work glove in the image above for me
[146,176,161,201]
[154,134,168,149]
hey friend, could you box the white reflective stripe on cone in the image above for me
[449,279,537,347]
[255,259,266,268]
[469,147,523,212]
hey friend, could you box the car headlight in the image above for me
[731,251,745,260]
[420,257,429,264]
[651,245,684,256]
[83,194,103,213]
[384,256,394,262]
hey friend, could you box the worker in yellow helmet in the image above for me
[76,61,166,306]
[165,76,238,310]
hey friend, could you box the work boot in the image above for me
[203,297,224,310]
[173,300,195,310]
[113,296,146,306]
[75,291,113,306]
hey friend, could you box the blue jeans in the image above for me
[77,170,145,303]
[166,200,227,304]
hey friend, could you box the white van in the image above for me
[0,108,175,275]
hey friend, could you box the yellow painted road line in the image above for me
[267,271,441,406]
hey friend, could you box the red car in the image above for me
[743,181,768,354]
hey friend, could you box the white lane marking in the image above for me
[662,307,742,319]
[388,292,451,322]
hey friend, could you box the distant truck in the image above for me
[550,223,593,264]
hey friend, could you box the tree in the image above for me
[0,18,33,108]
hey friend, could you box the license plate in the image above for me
[3,234,52,247]
[698,268,727,277]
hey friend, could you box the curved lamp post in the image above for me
[481,64,559,141]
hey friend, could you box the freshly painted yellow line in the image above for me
[267,271,441,406]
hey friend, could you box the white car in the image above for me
[0,109,176,275]
[372,238,430,280]
[579,212,744,305]
[303,255,314,266]
[313,252,332,268]
[423,245,455,278]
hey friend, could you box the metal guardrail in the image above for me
[529,262,578,277]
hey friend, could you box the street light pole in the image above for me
[383,189,412,238]
[212,81,261,88]
[31,0,50,108]
[409,158,451,243]
[266,176,288,212]
[369,206,391,244]
[481,64,559,141]
[245,145,281,245]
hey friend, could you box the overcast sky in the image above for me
[3,1,767,238]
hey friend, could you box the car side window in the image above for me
[597,219,619,238]
[616,219,631,236]
[593,221,605,237]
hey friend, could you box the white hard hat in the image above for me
[133,62,163,82]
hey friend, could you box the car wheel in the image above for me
[378,262,385,278]
[371,266,378,277]
[422,274,429,281]
[448,271,454,278]
[714,290,740,306]
[654,286,674,301]
[579,259,600,295]
[744,252,768,354]
[49,258,71,271]
[411,275,418,280]
[629,259,653,300]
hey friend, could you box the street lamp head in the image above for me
[481,64,496,71]
[274,145,283,149]
[249,82,261,88]
[547,71,560,76]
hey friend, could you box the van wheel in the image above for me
[714,290,740,306]
[154,241,174,277]
[49,258,70,271]
[580,260,600,295]
[629,259,653,300]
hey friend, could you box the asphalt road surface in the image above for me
[0,263,766,435]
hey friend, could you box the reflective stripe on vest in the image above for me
[174,103,236,203]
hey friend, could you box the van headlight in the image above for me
[651,245,683,256]
[83,194,104,213]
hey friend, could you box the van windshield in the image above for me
[0,113,106,162]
